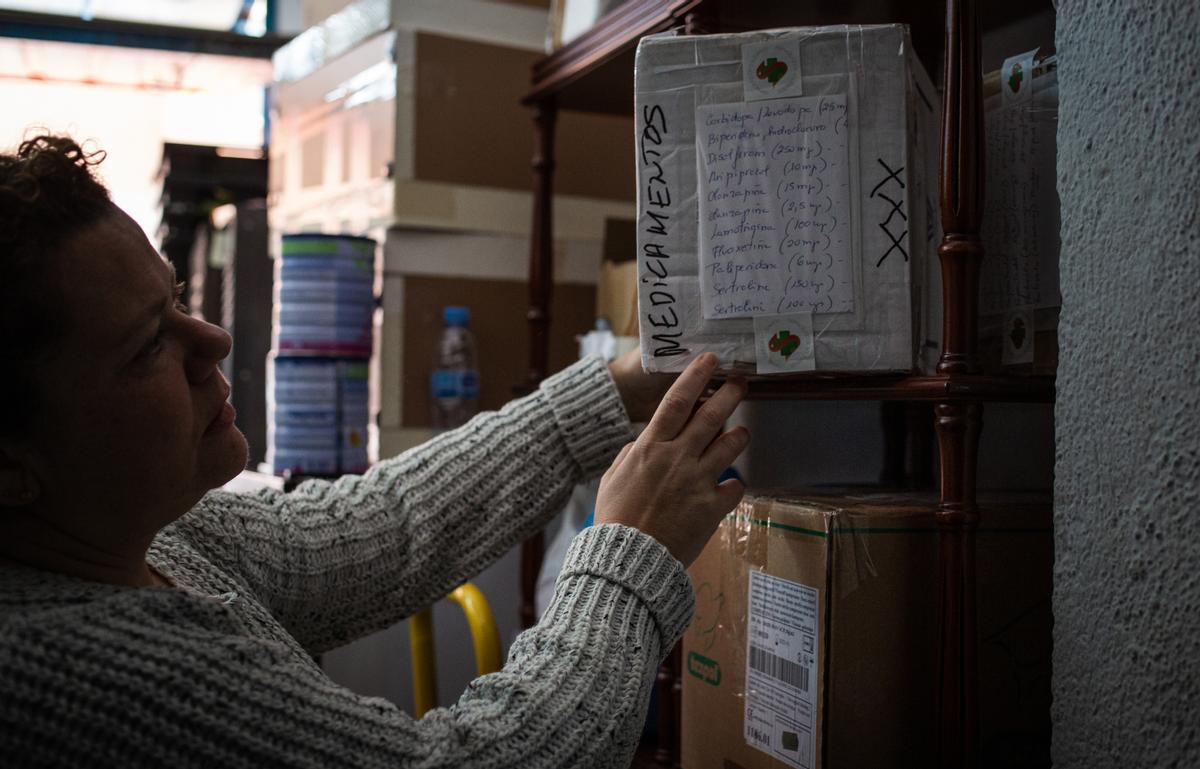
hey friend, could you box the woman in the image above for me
[0,136,749,767]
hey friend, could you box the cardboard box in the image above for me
[922,54,1061,376]
[634,25,941,374]
[597,218,639,335]
[978,55,1060,377]
[682,490,1052,769]
[379,228,600,431]
[270,1,634,238]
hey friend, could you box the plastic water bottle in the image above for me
[430,306,480,430]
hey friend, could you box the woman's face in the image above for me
[21,206,247,537]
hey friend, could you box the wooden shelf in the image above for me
[520,1,1059,766]
[524,0,692,111]
[524,0,1049,115]
[725,372,1055,403]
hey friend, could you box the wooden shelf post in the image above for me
[521,98,558,630]
[527,99,558,391]
[520,2,1055,764]
[934,403,982,767]
[936,0,984,766]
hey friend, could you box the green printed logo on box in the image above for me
[687,651,722,686]
[1007,61,1024,94]
[755,57,788,86]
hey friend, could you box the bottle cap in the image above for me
[443,306,470,326]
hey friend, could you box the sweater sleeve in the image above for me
[172,357,633,653]
[0,525,694,769]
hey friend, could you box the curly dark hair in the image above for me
[0,134,113,437]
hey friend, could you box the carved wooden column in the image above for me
[520,99,558,630]
[936,0,984,766]
[527,99,558,390]
[938,0,984,378]
[934,402,981,768]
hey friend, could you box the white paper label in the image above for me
[696,94,853,320]
[980,70,1061,315]
[637,93,693,364]
[742,40,803,101]
[754,313,815,373]
[1001,306,1036,365]
[744,570,819,769]
[1000,48,1038,107]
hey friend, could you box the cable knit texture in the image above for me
[0,357,695,768]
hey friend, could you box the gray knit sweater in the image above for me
[0,358,695,768]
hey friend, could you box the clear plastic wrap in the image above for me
[921,51,1060,375]
[978,51,1060,373]
[634,26,941,374]
[683,489,1053,768]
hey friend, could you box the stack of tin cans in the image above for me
[269,234,375,476]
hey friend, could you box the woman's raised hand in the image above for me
[606,347,675,424]
[595,353,749,567]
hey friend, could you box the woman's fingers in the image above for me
[679,377,747,452]
[700,426,750,476]
[601,442,635,486]
[714,477,747,514]
[640,353,718,443]
[611,441,634,470]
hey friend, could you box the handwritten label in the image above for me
[639,102,688,359]
[870,158,908,267]
[980,77,1060,315]
[695,94,853,320]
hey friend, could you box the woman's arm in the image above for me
[0,525,691,769]
[170,357,633,652]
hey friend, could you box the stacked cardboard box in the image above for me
[683,490,1052,768]
[634,25,941,374]
[922,52,1061,376]
[269,0,639,454]
[269,0,633,237]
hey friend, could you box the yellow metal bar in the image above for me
[409,582,501,719]
[408,607,438,718]
[448,583,502,676]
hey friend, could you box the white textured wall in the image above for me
[1053,1,1200,764]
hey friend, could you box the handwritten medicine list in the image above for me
[696,94,853,319]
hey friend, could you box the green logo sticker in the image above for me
[1007,61,1024,94]
[768,329,801,359]
[755,57,788,86]
[1008,316,1027,350]
[687,651,722,686]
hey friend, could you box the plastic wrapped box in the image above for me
[682,490,1052,768]
[634,25,940,373]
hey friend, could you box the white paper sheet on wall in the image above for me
[696,95,853,320]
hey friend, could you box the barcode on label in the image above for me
[749,645,809,692]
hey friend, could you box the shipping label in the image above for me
[744,570,819,769]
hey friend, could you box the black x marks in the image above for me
[876,224,909,266]
[870,159,905,196]
[871,158,909,266]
